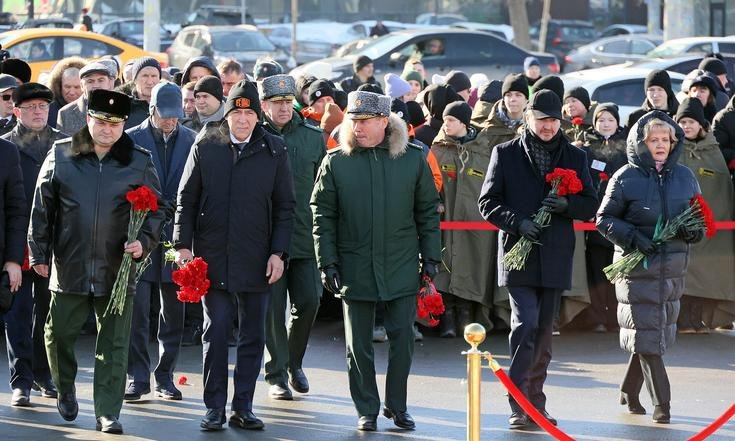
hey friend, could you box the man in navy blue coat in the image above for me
[173,80,295,432]
[124,82,197,401]
[478,90,597,428]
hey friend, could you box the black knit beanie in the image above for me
[644,70,672,92]
[445,70,471,93]
[132,56,161,80]
[194,75,224,102]
[592,102,620,126]
[479,80,503,103]
[443,101,472,128]
[353,55,373,74]
[563,86,591,110]
[675,97,708,129]
[405,100,425,127]
[224,80,261,118]
[531,75,564,101]
[391,98,410,124]
[699,57,727,76]
[501,73,529,99]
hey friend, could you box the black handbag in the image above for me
[0,271,14,314]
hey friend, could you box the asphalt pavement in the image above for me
[0,321,733,441]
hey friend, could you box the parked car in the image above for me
[599,24,651,38]
[562,66,685,123]
[0,12,17,32]
[451,22,514,42]
[290,29,558,84]
[167,25,288,76]
[564,34,662,71]
[15,18,74,30]
[530,19,597,71]
[333,37,373,58]
[182,5,255,27]
[260,22,357,65]
[0,28,168,82]
[622,53,735,77]
[647,36,735,58]
[99,19,176,52]
[415,13,467,26]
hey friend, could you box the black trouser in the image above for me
[507,286,561,413]
[202,288,269,411]
[585,243,617,328]
[620,353,670,406]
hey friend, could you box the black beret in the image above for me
[12,82,53,106]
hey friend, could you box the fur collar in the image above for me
[70,126,135,166]
[338,114,408,158]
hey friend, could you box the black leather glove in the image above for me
[320,265,342,294]
[518,219,542,241]
[676,224,704,243]
[632,231,658,257]
[421,260,440,280]
[541,194,569,214]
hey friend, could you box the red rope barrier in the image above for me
[441,221,735,231]
[488,360,575,441]
[687,403,735,441]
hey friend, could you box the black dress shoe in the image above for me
[357,415,377,431]
[229,410,264,430]
[200,408,226,431]
[268,382,293,400]
[289,368,309,393]
[155,383,182,400]
[537,409,557,426]
[11,388,30,407]
[33,379,58,398]
[508,411,531,429]
[382,408,415,430]
[96,415,123,434]
[123,382,150,401]
[620,392,646,415]
[57,392,78,421]
[653,404,670,424]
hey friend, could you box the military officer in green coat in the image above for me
[311,91,441,432]
[261,74,326,400]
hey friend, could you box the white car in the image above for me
[561,66,685,123]
[647,36,735,58]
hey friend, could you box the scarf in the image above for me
[525,129,562,178]
[496,102,523,130]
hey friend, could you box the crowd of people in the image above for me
[0,39,732,435]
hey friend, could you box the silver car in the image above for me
[564,34,662,72]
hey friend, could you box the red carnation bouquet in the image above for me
[172,257,210,303]
[416,275,444,327]
[105,186,159,316]
[604,193,715,283]
[502,168,584,271]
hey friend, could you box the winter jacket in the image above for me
[431,124,497,305]
[478,129,598,289]
[263,111,326,260]
[1,123,68,220]
[339,74,378,94]
[581,127,628,248]
[596,110,701,355]
[679,132,735,319]
[127,118,197,283]
[29,128,166,296]
[173,121,295,293]
[47,95,67,129]
[311,114,441,301]
[712,94,735,166]
[56,96,87,136]
[182,104,224,133]
[0,138,27,266]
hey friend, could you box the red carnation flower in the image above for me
[126,185,159,212]
[572,117,584,126]
[173,257,210,303]
[416,275,444,327]
[691,193,716,238]
[599,172,609,182]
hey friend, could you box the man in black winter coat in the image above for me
[478,90,598,429]
[1,83,67,405]
[173,80,295,432]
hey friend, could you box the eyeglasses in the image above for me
[18,103,49,111]
[1,94,12,101]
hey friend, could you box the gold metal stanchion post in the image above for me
[463,323,488,441]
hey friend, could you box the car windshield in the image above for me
[355,33,409,59]
[211,30,275,52]
[647,40,691,58]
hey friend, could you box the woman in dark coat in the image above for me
[597,110,704,424]
[581,103,628,333]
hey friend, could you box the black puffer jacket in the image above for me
[173,121,295,293]
[596,111,702,355]
[28,128,166,296]
[0,138,27,266]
